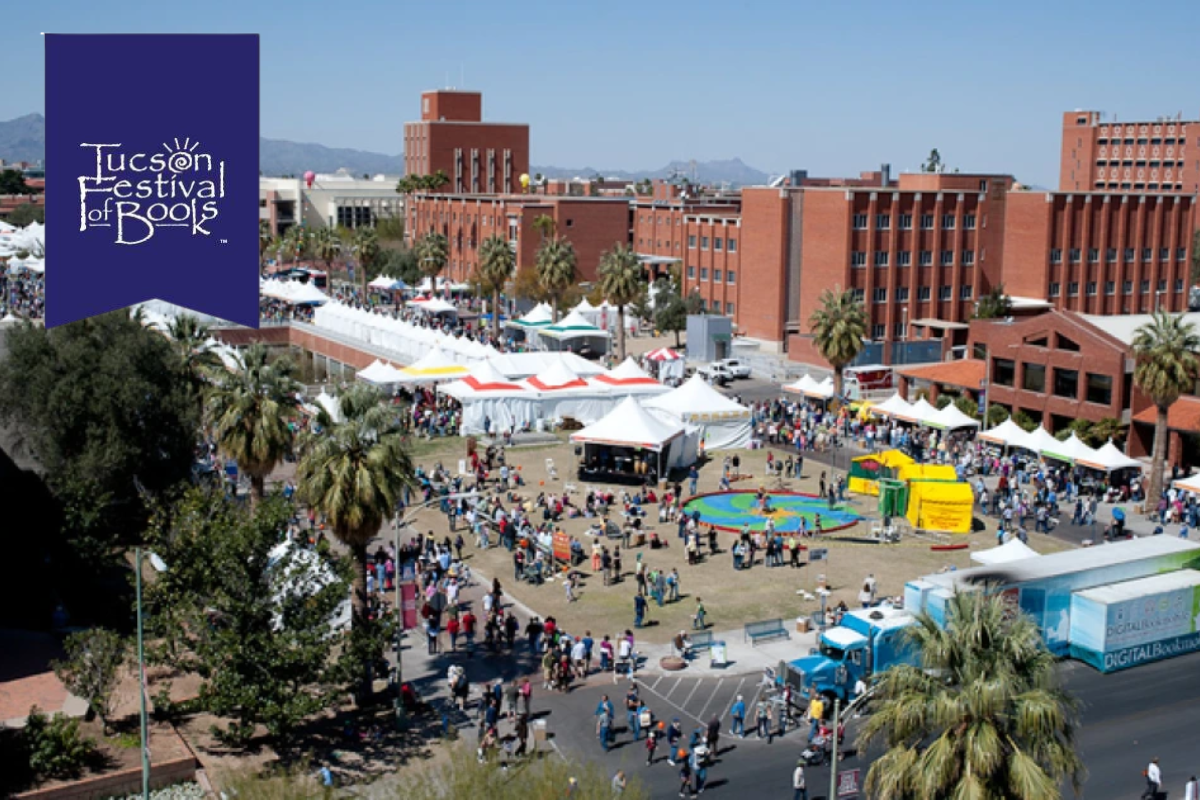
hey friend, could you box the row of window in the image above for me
[991,360,1113,405]
[1096,137,1194,146]
[850,285,972,303]
[1093,183,1186,191]
[1048,278,1184,298]
[852,250,977,267]
[1050,247,1186,264]
[693,299,736,315]
[852,213,979,231]
[686,235,738,252]
[685,266,736,284]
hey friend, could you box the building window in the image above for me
[960,285,973,299]
[896,286,910,301]
[1177,247,1186,261]
[939,286,952,300]
[727,270,736,284]
[1088,248,1099,263]
[688,235,696,249]
[1068,281,1079,296]
[726,302,735,315]
[687,266,695,278]
[1084,281,1096,296]
[920,214,934,230]
[876,214,890,230]
[919,250,933,266]
[1177,278,1185,292]
[1142,247,1152,261]
[1141,279,1150,292]
[1160,247,1170,261]
[1049,282,1061,297]
[1157,279,1167,292]
[940,250,954,266]
[898,251,912,267]
[917,286,931,300]
[1050,248,1063,263]
[874,251,889,267]
[851,251,867,267]
[851,288,865,303]
[1053,368,1079,399]
[871,324,886,340]
[714,238,723,251]
[728,238,737,252]
[941,214,955,229]
[874,287,888,303]
[1125,247,1135,261]
[1123,280,1133,294]
[1022,363,1046,393]
[962,250,975,265]
[1105,280,1115,295]
[1106,248,1117,262]
[964,214,976,230]
[852,214,868,229]
[1086,373,1112,405]
[899,214,913,230]
[698,299,706,312]
[1068,248,1081,263]
[993,358,1016,387]
[713,270,722,283]
[700,268,708,280]
[699,236,709,250]
[894,322,906,338]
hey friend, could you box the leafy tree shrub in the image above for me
[51,629,128,733]
[954,396,979,418]
[24,706,98,781]
[986,404,1010,427]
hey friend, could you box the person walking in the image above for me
[520,677,532,717]
[597,710,612,753]
[730,695,746,738]
[1144,757,1162,799]
[645,723,661,765]
[1184,775,1199,800]
[755,697,771,739]
[677,758,693,799]
[626,684,642,740]
[693,598,707,630]
[666,718,683,765]
[634,592,647,629]
[792,760,807,800]
[612,770,627,795]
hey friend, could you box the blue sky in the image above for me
[7,0,1200,185]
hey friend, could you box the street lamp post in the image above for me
[134,548,149,800]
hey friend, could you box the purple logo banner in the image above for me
[46,34,260,327]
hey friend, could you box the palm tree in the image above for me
[532,214,556,243]
[1131,310,1200,504]
[431,169,450,191]
[296,384,413,682]
[207,344,297,508]
[166,314,223,411]
[258,220,273,269]
[598,244,646,361]
[312,227,340,276]
[416,231,449,295]
[808,286,867,398]
[477,235,515,338]
[535,236,577,322]
[352,228,380,299]
[859,590,1085,799]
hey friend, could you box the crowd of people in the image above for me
[0,268,44,319]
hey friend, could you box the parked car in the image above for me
[718,358,752,379]
[697,364,733,386]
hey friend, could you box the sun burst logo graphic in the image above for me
[163,137,202,174]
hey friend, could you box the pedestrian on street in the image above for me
[612,770,627,794]
[792,760,807,800]
[706,713,720,753]
[1185,775,1199,800]
[597,712,611,753]
[756,697,771,739]
[666,718,683,765]
[626,684,641,739]
[634,593,647,628]
[677,759,693,798]
[693,598,707,630]
[520,678,532,717]
[731,695,746,738]
[1144,757,1162,799]
[646,724,661,765]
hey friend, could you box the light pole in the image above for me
[828,697,842,800]
[134,550,167,800]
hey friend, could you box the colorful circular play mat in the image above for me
[682,491,861,534]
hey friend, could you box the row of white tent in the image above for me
[977,418,1141,473]
[871,392,982,430]
[260,278,330,305]
[313,302,501,364]
[783,373,835,400]
[1,220,45,274]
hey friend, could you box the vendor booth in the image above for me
[905,480,974,534]
[537,310,611,357]
[439,361,538,435]
[971,538,1041,566]
[592,357,670,398]
[782,374,834,402]
[848,449,915,495]
[895,463,959,484]
[928,403,981,430]
[978,418,1031,451]
[356,359,406,387]
[396,345,471,385]
[644,347,685,382]
[872,393,914,419]
[571,396,698,484]
[1076,441,1142,474]
[504,302,554,345]
[1042,432,1099,466]
[643,374,753,451]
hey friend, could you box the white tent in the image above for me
[488,351,606,379]
[979,418,1030,448]
[1041,431,1100,465]
[895,397,939,425]
[267,540,351,632]
[439,361,537,435]
[571,396,697,473]
[356,359,406,385]
[928,403,982,430]
[314,390,343,423]
[396,345,471,384]
[1018,426,1062,458]
[261,279,329,305]
[539,309,611,345]
[591,357,669,397]
[644,347,685,380]
[644,374,753,450]
[783,374,820,396]
[971,538,1041,565]
[368,276,407,291]
[1076,440,1142,473]
[872,393,914,418]
[1173,473,1200,496]
[407,297,457,315]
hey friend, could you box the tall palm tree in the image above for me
[597,243,646,361]
[1131,310,1200,504]
[416,231,449,295]
[352,228,380,299]
[532,213,556,243]
[166,314,223,411]
[312,227,340,276]
[258,220,273,270]
[207,344,297,508]
[808,286,867,398]
[431,169,450,191]
[477,234,515,338]
[535,236,577,322]
[859,590,1085,799]
[296,384,413,679]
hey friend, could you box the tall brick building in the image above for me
[403,90,529,195]
[1059,110,1200,194]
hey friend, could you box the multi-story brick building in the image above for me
[402,90,529,195]
[1059,110,1200,194]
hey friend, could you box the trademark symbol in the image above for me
[220,239,228,244]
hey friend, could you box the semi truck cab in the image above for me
[783,605,918,701]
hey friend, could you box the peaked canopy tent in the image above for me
[783,374,835,401]
[368,276,407,291]
[1041,431,1100,466]
[1173,473,1200,496]
[1076,441,1142,474]
[395,345,471,385]
[537,310,611,355]
[1018,426,1066,459]
[644,347,685,380]
[848,449,916,495]
[643,373,753,450]
[439,361,538,435]
[872,393,915,419]
[971,538,1041,565]
[893,397,940,426]
[572,396,699,482]
[356,359,406,386]
[978,418,1031,450]
[520,362,615,428]
[505,302,554,344]
[591,357,670,397]
[927,403,982,430]
[487,351,606,380]
[313,390,343,424]
[407,297,458,317]
[261,279,330,305]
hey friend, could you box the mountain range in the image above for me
[0,113,772,186]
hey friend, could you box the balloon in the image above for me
[519,173,530,187]
[304,170,315,188]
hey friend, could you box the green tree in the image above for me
[974,283,1013,319]
[1191,229,1200,286]
[935,394,953,409]
[597,243,646,361]
[532,213,556,242]
[50,629,128,733]
[296,385,413,693]
[860,590,1084,799]
[0,168,35,194]
[477,235,516,338]
[23,707,97,782]
[352,228,380,298]
[431,169,450,191]
[534,235,577,322]
[378,244,423,286]
[1131,310,1200,504]
[954,395,979,418]
[1011,409,1039,432]
[986,404,1011,427]
[373,216,406,242]
[312,227,340,275]
[259,220,273,268]
[416,231,449,295]
[207,344,298,508]
[143,488,355,747]
[654,283,688,347]
[808,287,867,398]
[7,202,45,226]
[0,313,199,560]
[166,313,223,411]
[1086,417,1127,449]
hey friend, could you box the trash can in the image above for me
[710,641,727,668]
[533,719,547,743]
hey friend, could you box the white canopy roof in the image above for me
[524,361,591,392]
[541,309,609,340]
[261,279,329,305]
[644,347,683,361]
[407,297,457,314]
[1018,426,1062,457]
[570,396,684,451]
[572,297,597,313]
[894,397,939,425]
[438,360,528,400]
[1076,440,1142,473]
[783,374,827,397]
[514,303,553,325]
[315,390,342,423]
[368,276,407,291]
[356,359,405,385]
[644,374,751,420]
[971,538,1042,565]
[978,418,1030,448]
[872,393,914,418]
[1041,431,1099,465]
[487,351,606,379]
[928,403,981,430]
[602,357,655,382]
[1174,473,1200,495]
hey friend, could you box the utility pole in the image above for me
[135,548,149,800]
[828,697,842,800]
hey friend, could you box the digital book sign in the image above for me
[45,34,260,327]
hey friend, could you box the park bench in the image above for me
[688,630,715,652]
[744,618,790,646]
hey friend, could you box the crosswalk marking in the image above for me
[696,678,724,720]
[682,679,702,709]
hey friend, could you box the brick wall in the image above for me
[738,188,789,342]
[14,758,195,800]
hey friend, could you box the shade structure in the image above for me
[894,397,939,425]
[927,403,982,430]
[439,360,537,434]
[591,357,668,397]
[1174,473,1200,495]
[1041,431,1100,465]
[1076,440,1142,473]
[979,418,1030,448]
[539,310,610,341]
[644,347,683,362]
[407,297,457,315]
[872,393,914,418]
[570,396,698,474]
[488,351,606,379]
[314,390,342,423]
[644,347,685,380]
[356,359,406,385]
[1017,425,1062,457]
[396,345,471,384]
[643,373,752,450]
[514,303,553,325]
[261,279,329,305]
[368,276,407,291]
[783,373,833,399]
[971,538,1041,565]
[524,362,591,392]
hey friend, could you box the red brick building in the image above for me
[1059,110,1200,194]
[403,90,529,195]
